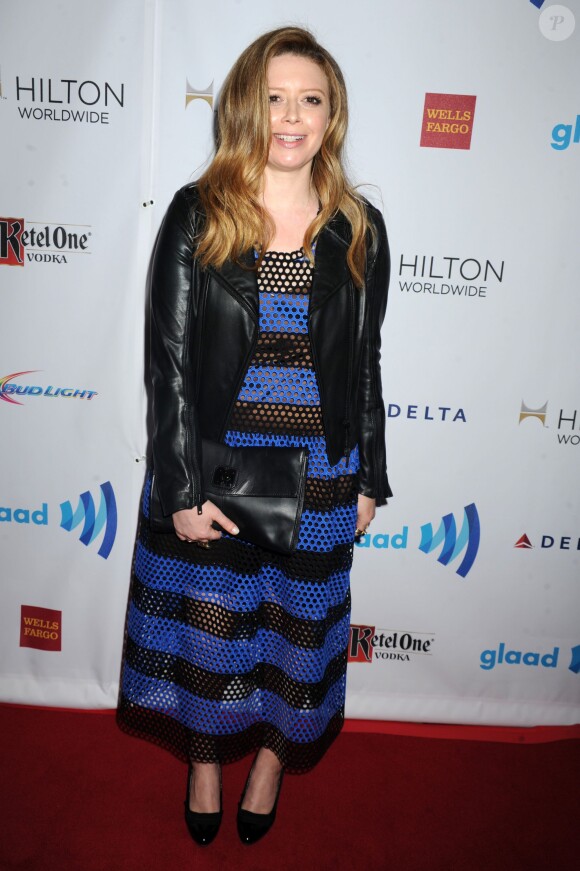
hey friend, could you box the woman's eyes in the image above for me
[268,94,323,105]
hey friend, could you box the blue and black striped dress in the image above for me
[118,248,360,772]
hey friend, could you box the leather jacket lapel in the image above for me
[310,218,351,312]
[208,247,259,321]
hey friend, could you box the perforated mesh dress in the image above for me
[117,247,360,773]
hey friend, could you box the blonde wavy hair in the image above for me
[195,26,372,288]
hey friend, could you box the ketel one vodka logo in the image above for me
[0,217,91,265]
[348,625,435,664]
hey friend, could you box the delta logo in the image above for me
[420,93,477,150]
[356,503,481,578]
[387,403,466,423]
[348,625,435,664]
[20,605,62,652]
[0,482,117,559]
[0,216,92,265]
[0,371,97,404]
[480,642,580,675]
[514,532,580,551]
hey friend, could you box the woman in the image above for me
[117,25,392,847]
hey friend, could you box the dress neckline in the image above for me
[263,247,305,258]
[254,242,316,260]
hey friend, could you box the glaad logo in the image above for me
[480,642,558,670]
[519,400,547,425]
[0,371,97,404]
[348,625,435,664]
[20,605,62,652]
[0,217,92,266]
[398,253,505,300]
[420,93,477,150]
[419,503,480,578]
[0,502,47,524]
[60,482,117,559]
[480,642,580,675]
[551,114,580,150]
[355,527,408,549]
[185,79,214,109]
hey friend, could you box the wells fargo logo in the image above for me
[20,605,62,652]
[420,93,477,150]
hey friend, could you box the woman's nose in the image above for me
[282,98,300,123]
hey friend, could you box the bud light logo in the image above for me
[60,482,117,559]
[0,371,97,404]
[419,503,480,578]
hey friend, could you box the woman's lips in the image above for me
[273,133,306,148]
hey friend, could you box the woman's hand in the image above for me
[173,500,239,544]
[356,494,376,536]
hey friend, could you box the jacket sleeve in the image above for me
[357,206,393,505]
[150,188,204,516]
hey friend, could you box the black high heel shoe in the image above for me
[236,756,285,845]
[184,763,222,846]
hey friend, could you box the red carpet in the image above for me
[1,705,578,871]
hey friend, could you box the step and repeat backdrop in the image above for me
[1,0,579,726]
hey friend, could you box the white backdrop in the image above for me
[1,0,579,727]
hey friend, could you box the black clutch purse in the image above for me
[148,439,309,555]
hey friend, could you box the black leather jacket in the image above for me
[150,183,392,516]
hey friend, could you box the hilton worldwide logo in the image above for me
[3,70,126,125]
[185,79,214,109]
[398,253,505,300]
[518,400,580,445]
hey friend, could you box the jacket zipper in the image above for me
[183,266,204,515]
[343,284,355,463]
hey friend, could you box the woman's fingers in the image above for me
[172,501,239,542]
[209,506,239,536]
[356,494,376,536]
